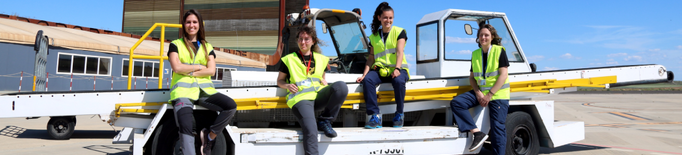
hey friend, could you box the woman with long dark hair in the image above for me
[168,9,237,155]
[356,2,410,129]
[449,23,510,154]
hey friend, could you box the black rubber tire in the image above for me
[505,112,539,155]
[151,117,178,155]
[47,116,76,140]
[150,111,228,155]
[668,71,674,83]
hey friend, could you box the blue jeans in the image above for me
[362,69,409,115]
[450,90,509,155]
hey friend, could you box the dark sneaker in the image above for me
[364,114,382,129]
[317,120,337,138]
[393,112,404,128]
[468,132,488,152]
[200,128,215,155]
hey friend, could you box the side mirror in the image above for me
[360,21,367,29]
[322,23,328,34]
[464,24,473,35]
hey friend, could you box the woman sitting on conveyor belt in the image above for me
[449,23,510,154]
[276,26,349,155]
[167,9,237,155]
[356,2,410,129]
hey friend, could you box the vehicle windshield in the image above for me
[329,22,367,54]
[418,16,524,62]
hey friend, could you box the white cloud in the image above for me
[457,50,472,54]
[591,59,618,66]
[543,67,559,71]
[445,36,476,44]
[648,49,661,52]
[677,45,682,49]
[561,53,573,59]
[607,53,628,57]
[674,29,682,35]
[405,54,416,61]
[560,26,655,51]
[527,55,545,62]
[624,55,643,61]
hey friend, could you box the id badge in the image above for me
[479,79,486,86]
[301,80,312,87]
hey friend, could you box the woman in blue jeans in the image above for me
[356,2,410,129]
[450,23,510,155]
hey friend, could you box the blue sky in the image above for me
[3,0,681,74]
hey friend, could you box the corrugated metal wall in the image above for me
[122,0,280,55]
[123,0,182,41]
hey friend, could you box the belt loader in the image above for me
[0,7,674,155]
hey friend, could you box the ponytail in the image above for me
[371,2,393,35]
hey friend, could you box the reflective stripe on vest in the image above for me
[295,78,321,87]
[287,87,318,100]
[479,83,510,91]
[170,82,215,92]
[374,61,410,68]
[473,71,500,77]
[374,48,396,58]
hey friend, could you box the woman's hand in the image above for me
[356,76,365,83]
[286,84,299,93]
[321,79,328,86]
[480,92,493,107]
[391,69,401,78]
[475,90,487,106]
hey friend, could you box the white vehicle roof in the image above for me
[417,9,506,25]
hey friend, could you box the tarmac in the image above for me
[1,93,681,154]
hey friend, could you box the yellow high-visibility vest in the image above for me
[281,52,329,108]
[471,45,510,100]
[368,26,410,76]
[168,39,218,102]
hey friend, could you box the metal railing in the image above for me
[127,23,181,89]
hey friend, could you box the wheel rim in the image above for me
[52,119,69,134]
[512,124,532,154]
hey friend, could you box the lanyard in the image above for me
[379,26,392,51]
[197,41,201,51]
[298,51,313,75]
[481,45,493,78]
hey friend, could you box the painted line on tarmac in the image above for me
[639,129,668,132]
[582,102,629,110]
[608,112,650,120]
[573,143,682,155]
[586,122,682,128]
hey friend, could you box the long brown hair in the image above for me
[476,24,502,48]
[181,9,209,60]
[371,2,393,35]
[297,26,321,53]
